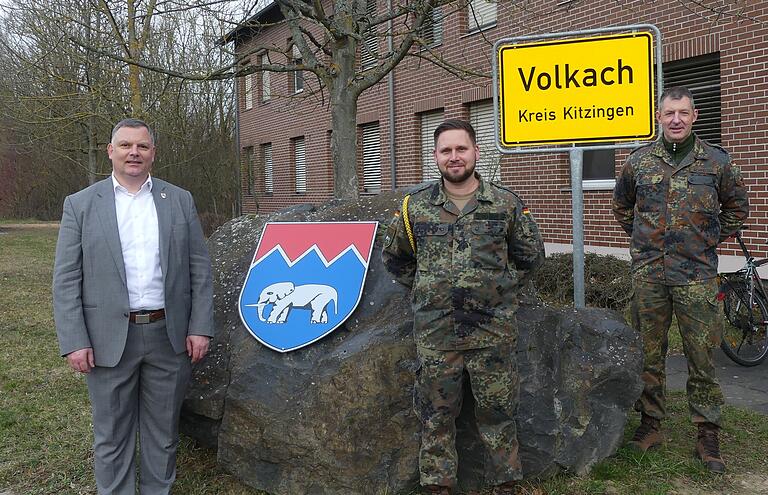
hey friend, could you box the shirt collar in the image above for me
[432,172,490,205]
[112,173,153,194]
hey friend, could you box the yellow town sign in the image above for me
[497,32,656,147]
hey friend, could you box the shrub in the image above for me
[535,252,632,310]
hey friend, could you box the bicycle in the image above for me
[717,230,768,366]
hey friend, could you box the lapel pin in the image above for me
[160,192,167,199]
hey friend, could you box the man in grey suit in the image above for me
[53,118,214,494]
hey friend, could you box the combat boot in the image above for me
[424,485,451,495]
[628,414,663,452]
[696,422,725,474]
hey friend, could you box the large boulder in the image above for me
[181,192,643,494]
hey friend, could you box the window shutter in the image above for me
[362,123,381,193]
[361,0,378,69]
[420,7,442,46]
[262,70,271,101]
[244,74,253,110]
[263,143,273,193]
[243,147,254,195]
[421,110,444,181]
[663,53,721,144]
[468,0,497,31]
[294,137,306,193]
[292,45,304,92]
[469,101,501,181]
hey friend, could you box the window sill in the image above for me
[418,41,443,52]
[560,179,616,192]
[462,22,497,38]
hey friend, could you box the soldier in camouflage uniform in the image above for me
[612,87,749,473]
[382,119,544,495]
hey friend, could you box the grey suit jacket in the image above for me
[53,177,214,367]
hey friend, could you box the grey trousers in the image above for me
[86,320,191,494]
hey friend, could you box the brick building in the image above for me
[229,1,768,261]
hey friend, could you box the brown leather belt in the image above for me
[129,309,165,324]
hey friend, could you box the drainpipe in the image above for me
[387,0,396,190]
[233,53,242,217]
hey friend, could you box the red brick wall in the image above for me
[236,1,768,258]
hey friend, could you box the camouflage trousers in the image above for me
[414,344,522,488]
[631,278,724,426]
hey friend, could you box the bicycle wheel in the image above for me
[720,279,768,366]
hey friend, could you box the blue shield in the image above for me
[238,222,378,352]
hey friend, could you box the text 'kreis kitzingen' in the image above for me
[516,59,636,123]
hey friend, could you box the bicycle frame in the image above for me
[730,232,768,308]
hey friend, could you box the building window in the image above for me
[292,45,304,93]
[582,146,616,190]
[663,52,721,144]
[469,100,501,181]
[243,146,254,195]
[293,137,307,193]
[361,122,381,193]
[421,110,444,181]
[419,7,442,47]
[244,73,253,110]
[361,0,378,69]
[262,143,273,194]
[467,0,496,32]
[262,70,271,102]
[258,54,271,102]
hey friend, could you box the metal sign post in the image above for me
[569,148,585,308]
[493,25,663,308]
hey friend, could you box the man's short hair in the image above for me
[111,118,156,145]
[434,119,477,145]
[659,86,695,109]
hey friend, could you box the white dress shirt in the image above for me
[112,174,165,311]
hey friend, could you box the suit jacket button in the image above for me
[123,312,129,317]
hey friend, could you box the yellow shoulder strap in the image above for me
[402,194,416,254]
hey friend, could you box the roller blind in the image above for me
[362,123,381,193]
[421,110,444,181]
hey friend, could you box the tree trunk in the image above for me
[87,116,99,185]
[329,35,360,200]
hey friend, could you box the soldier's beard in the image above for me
[440,162,476,184]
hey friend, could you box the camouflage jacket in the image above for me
[612,135,749,285]
[382,175,544,350]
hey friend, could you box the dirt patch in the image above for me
[0,223,59,230]
[669,473,768,495]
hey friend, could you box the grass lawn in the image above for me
[1,225,766,495]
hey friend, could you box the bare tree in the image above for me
[58,0,487,200]
[222,0,488,199]
[0,0,238,224]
